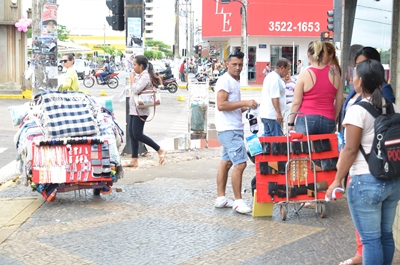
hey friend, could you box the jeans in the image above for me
[347,174,400,265]
[129,115,160,158]
[295,115,335,135]
[99,71,109,82]
[217,130,247,166]
[179,72,185,82]
[261,118,283,136]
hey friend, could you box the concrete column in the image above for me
[390,0,399,105]
[391,0,400,252]
[339,0,357,90]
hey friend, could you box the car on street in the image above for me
[74,59,91,80]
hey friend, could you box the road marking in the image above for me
[0,148,8,154]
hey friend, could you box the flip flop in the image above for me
[159,150,167,166]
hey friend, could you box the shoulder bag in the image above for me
[133,74,161,122]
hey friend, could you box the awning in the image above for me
[27,38,93,53]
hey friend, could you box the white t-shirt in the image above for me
[343,98,399,176]
[214,72,244,132]
[259,71,286,120]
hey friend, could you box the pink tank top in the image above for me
[298,66,337,120]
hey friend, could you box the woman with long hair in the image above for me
[327,59,400,265]
[287,40,343,134]
[124,55,166,168]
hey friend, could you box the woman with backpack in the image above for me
[326,59,400,265]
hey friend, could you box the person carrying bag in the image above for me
[125,55,166,168]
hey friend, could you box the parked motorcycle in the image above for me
[158,74,178,93]
[83,69,119,89]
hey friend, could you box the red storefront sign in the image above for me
[202,0,333,38]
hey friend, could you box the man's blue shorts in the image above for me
[217,130,248,166]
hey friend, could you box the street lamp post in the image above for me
[221,0,248,87]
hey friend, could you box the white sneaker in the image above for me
[233,200,252,214]
[215,197,234,208]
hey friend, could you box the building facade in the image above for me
[201,0,333,85]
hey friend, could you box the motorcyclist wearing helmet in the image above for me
[158,62,173,80]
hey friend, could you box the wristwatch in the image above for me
[288,122,295,126]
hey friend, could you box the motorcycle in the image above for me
[83,69,119,89]
[158,74,178,93]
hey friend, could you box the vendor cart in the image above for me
[13,91,124,201]
[254,114,341,220]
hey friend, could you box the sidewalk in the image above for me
[1,147,400,264]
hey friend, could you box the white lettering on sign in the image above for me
[268,21,321,32]
[215,2,232,32]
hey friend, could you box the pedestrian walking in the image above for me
[296,59,303,74]
[214,50,258,214]
[179,59,186,82]
[326,59,400,265]
[124,55,167,168]
[259,58,291,136]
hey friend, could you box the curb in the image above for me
[178,84,262,90]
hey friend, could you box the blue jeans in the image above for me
[261,118,283,136]
[295,115,335,135]
[99,71,109,82]
[347,174,400,265]
[217,130,247,166]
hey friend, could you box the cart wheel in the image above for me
[280,205,287,221]
[93,189,101,196]
[318,203,326,218]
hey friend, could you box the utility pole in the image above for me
[185,0,190,81]
[174,0,179,58]
[31,0,58,97]
[190,1,194,56]
[240,0,248,87]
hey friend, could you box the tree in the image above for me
[57,24,70,41]
[145,40,173,57]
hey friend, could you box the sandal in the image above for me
[339,256,362,265]
[123,159,138,168]
[158,150,167,166]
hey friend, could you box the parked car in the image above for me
[152,61,166,73]
[73,59,91,80]
[58,60,64,71]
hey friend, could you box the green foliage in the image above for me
[144,50,156,59]
[99,46,122,57]
[57,24,70,41]
[27,28,32,38]
[145,40,173,57]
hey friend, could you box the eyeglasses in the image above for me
[228,51,244,59]
[62,59,69,63]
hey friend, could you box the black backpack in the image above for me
[357,100,400,180]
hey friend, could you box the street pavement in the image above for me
[1,72,400,264]
[2,146,400,264]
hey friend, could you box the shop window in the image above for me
[271,45,299,75]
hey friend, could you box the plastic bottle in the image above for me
[335,132,344,152]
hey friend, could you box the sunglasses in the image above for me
[62,59,69,63]
[228,51,244,59]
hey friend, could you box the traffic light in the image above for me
[320,31,331,42]
[327,10,334,32]
[106,0,125,31]
[198,45,202,55]
[194,45,199,54]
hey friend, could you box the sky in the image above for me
[22,0,393,51]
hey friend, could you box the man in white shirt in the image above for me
[214,50,258,214]
[259,58,291,136]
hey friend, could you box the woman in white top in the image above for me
[326,59,400,265]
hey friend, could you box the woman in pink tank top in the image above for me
[287,41,343,134]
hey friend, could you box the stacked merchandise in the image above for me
[11,91,124,201]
